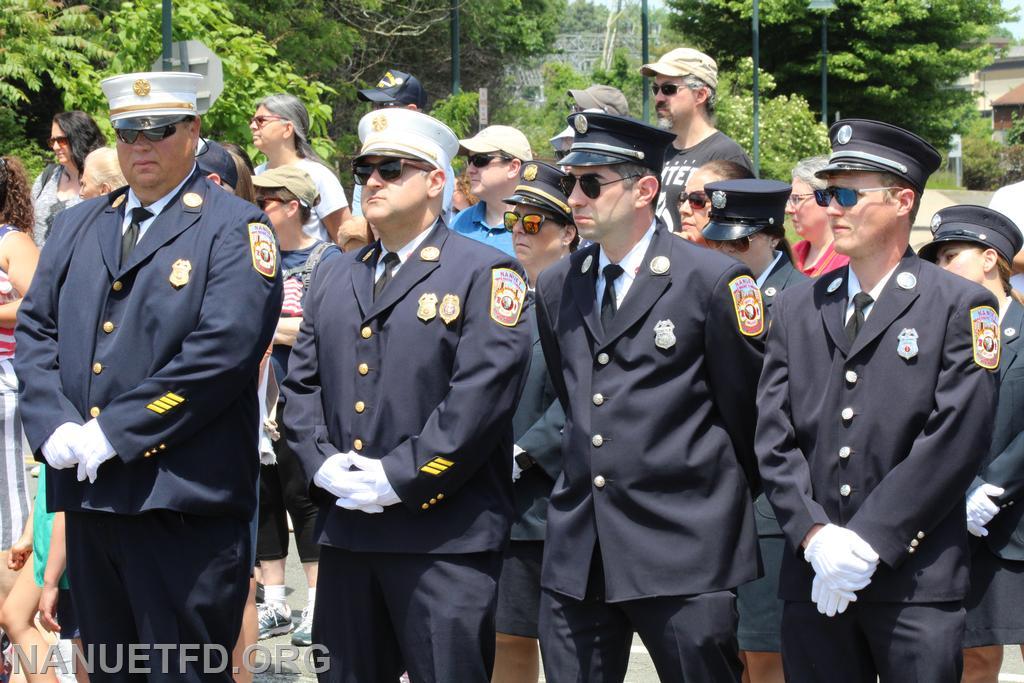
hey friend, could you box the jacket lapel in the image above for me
[598,228,672,351]
[121,173,203,274]
[98,188,131,278]
[363,222,448,323]
[819,266,852,356]
[1000,299,1024,379]
[848,250,921,359]
[569,243,603,344]
[351,244,377,318]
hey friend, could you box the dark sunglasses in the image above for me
[351,158,431,185]
[677,191,709,209]
[467,154,511,168]
[503,211,548,234]
[115,123,181,145]
[47,135,69,147]
[249,115,286,129]
[706,235,751,253]
[813,186,898,208]
[651,83,682,97]
[256,196,289,210]
[559,173,640,199]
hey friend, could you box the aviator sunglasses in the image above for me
[813,186,899,208]
[115,122,183,145]
[351,158,431,185]
[559,173,640,200]
[503,211,548,234]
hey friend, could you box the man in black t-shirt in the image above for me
[641,48,752,233]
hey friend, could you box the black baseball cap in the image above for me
[357,69,426,109]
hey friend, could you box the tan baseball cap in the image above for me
[252,166,320,208]
[459,125,533,161]
[640,48,718,89]
[568,85,630,117]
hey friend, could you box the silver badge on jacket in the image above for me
[897,328,919,360]
[654,319,676,350]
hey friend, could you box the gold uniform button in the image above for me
[845,370,858,384]
[421,503,430,510]
[112,281,123,292]
[89,406,100,418]
[144,451,154,458]
[437,493,445,500]
[354,401,366,414]
[593,475,606,488]
[591,434,604,447]
[353,439,364,451]
[358,363,369,375]
[159,443,166,450]
[430,498,437,505]
[102,321,115,334]
[841,407,854,421]
[361,327,372,339]
[92,362,103,375]
[592,393,604,406]
[597,352,610,365]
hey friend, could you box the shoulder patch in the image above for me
[971,305,1000,370]
[248,223,277,278]
[729,275,765,337]
[490,268,527,327]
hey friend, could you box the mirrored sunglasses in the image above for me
[813,186,899,208]
[503,211,547,234]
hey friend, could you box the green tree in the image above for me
[716,59,830,181]
[665,0,1008,146]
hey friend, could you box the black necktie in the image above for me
[600,264,624,329]
[121,207,152,267]
[373,252,400,301]
[845,292,874,342]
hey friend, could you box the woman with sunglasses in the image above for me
[677,159,753,245]
[918,206,1024,683]
[493,161,576,683]
[251,94,354,246]
[787,156,849,277]
[31,111,105,245]
[701,178,803,683]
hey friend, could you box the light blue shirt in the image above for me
[450,202,515,257]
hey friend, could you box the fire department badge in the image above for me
[490,268,527,327]
[729,275,765,337]
[417,292,438,322]
[439,294,461,325]
[169,259,192,289]
[896,328,918,360]
[248,223,277,278]
[972,306,1000,370]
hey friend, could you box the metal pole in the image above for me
[161,0,173,71]
[752,0,760,177]
[821,14,828,125]
[451,0,461,95]
[641,0,650,122]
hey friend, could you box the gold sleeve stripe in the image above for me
[434,457,455,467]
[146,403,167,414]
[165,392,185,403]
[421,464,445,475]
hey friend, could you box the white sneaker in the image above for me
[291,604,314,646]
[257,603,293,639]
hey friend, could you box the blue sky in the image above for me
[1005,1,1024,38]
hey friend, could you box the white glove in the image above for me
[811,575,857,617]
[313,452,355,496]
[804,524,880,592]
[41,422,83,469]
[966,483,1005,537]
[344,453,401,512]
[512,445,524,482]
[75,418,117,483]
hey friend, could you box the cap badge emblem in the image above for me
[523,164,538,182]
[930,214,942,232]
[836,124,853,145]
[711,191,727,209]
[371,114,388,132]
[574,115,588,134]
[132,79,151,97]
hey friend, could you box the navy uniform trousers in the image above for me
[283,223,532,683]
[15,172,282,682]
[755,250,999,682]
[534,226,765,682]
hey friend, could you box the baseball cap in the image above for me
[459,126,533,161]
[568,85,630,117]
[195,139,239,190]
[252,166,320,208]
[357,69,427,109]
[640,48,718,89]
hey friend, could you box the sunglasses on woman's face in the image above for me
[47,136,69,148]
[249,115,287,129]
[351,158,431,185]
[559,173,640,200]
[115,123,181,145]
[503,211,548,234]
[677,191,709,210]
[706,235,752,253]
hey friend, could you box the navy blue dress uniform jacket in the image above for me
[756,249,999,602]
[534,224,765,602]
[15,171,283,520]
[283,222,532,554]
[753,253,806,538]
[510,301,565,541]
[974,299,1024,560]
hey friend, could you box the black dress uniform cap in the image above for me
[918,204,1024,265]
[701,179,791,242]
[503,161,573,224]
[817,118,941,193]
[560,112,676,175]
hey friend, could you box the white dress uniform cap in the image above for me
[357,108,459,172]
[101,72,202,128]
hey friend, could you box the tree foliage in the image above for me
[666,0,1009,146]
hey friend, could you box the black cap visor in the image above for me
[702,218,768,242]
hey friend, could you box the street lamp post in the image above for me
[809,0,836,125]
